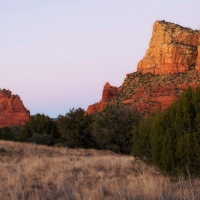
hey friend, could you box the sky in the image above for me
[1,0,200,117]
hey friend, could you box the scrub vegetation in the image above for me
[132,87,200,177]
[1,140,200,200]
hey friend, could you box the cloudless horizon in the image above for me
[1,0,200,117]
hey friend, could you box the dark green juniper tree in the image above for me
[92,105,141,154]
[0,127,14,141]
[57,108,94,148]
[131,115,154,162]
[21,114,59,145]
[132,87,200,176]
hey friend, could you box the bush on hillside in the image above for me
[132,87,200,177]
[57,108,94,148]
[0,127,14,140]
[27,133,55,146]
[0,126,24,142]
[131,115,155,162]
[21,114,59,145]
[92,105,141,154]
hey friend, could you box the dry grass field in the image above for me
[0,141,200,200]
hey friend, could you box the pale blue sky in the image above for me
[1,0,200,117]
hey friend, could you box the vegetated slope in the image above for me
[1,140,200,200]
[132,86,200,177]
[87,71,200,117]
[0,89,30,127]
[86,20,200,116]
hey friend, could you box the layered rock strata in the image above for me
[0,89,30,127]
[137,20,199,74]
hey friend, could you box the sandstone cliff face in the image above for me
[0,89,30,127]
[86,21,200,116]
[137,21,199,74]
[196,31,200,71]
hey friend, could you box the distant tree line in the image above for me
[0,105,141,155]
[56,105,141,154]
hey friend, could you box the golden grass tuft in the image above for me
[0,140,200,200]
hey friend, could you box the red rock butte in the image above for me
[86,20,200,116]
[137,20,200,74]
[0,89,30,127]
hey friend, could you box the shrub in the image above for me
[21,114,59,145]
[0,127,14,140]
[92,105,141,154]
[54,143,64,148]
[57,108,94,148]
[27,133,55,146]
[131,115,155,162]
[132,87,200,177]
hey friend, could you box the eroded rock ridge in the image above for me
[0,89,30,127]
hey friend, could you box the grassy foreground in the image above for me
[0,141,200,200]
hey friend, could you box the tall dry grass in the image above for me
[0,140,200,200]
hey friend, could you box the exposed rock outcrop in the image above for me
[195,44,200,72]
[87,71,200,116]
[0,89,30,127]
[86,21,200,116]
[86,82,119,114]
[137,20,199,74]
